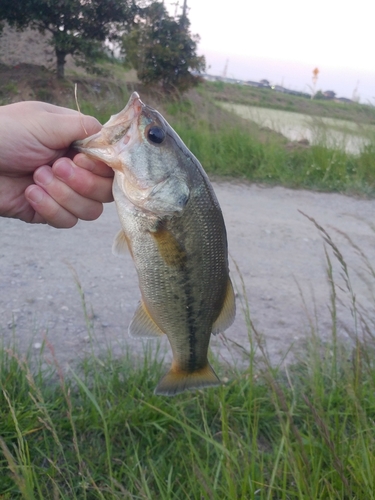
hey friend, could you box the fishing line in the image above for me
[74,83,88,136]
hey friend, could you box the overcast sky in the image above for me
[166,0,375,103]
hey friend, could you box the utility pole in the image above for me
[222,59,229,78]
[180,0,188,28]
[182,0,187,17]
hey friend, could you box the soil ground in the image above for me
[2,182,375,371]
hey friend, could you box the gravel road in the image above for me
[2,181,375,371]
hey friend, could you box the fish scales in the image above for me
[121,183,228,371]
[73,92,236,396]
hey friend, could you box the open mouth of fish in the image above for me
[73,92,143,165]
[73,92,191,218]
[73,92,173,205]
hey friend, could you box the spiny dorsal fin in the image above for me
[212,278,236,335]
[112,230,130,256]
[128,301,165,338]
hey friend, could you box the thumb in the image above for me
[43,112,102,150]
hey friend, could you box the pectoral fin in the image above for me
[128,301,165,338]
[212,278,236,335]
[112,230,131,256]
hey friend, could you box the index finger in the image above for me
[73,153,114,178]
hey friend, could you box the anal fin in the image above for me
[129,301,165,338]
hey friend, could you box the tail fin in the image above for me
[155,363,220,396]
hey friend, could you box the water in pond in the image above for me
[219,103,375,154]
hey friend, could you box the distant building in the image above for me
[199,73,316,99]
[201,74,218,82]
[217,76,242,85]
[244,80,264,88]
[260,79,271,87]
[273,85,287,93]
[323,90,336,99]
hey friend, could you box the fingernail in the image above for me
[54,158,74,180]
[35,166,54,186]
[27,185,44,204]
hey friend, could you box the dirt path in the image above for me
[1,182,375,371]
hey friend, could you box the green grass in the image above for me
[173,118,375,196]
[1,222,375,499]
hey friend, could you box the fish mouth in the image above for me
[72,92,144,167]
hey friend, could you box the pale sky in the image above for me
[166,0,375,102]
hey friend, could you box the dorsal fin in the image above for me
[129,301,165,338]
[212,278,236,335]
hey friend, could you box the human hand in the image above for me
[0,101,114,227]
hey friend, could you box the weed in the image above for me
[3,82,18,94]
[1,223,375,498]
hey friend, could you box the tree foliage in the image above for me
[122,2,205,93]
[0,0,137,78]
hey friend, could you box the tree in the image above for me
[0,0,137,78]
[122,2,205,93]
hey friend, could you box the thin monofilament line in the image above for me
[74,83,88,136]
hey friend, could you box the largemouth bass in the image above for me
[74,92,235,395]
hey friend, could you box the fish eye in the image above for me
[147,126,166,144]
